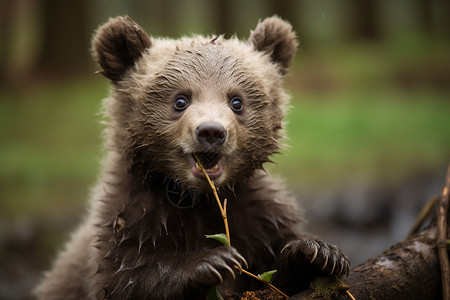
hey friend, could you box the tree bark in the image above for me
[291,225,445,300]
[36,0,90,75]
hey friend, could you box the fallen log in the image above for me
[231,166,450,300]
[291,225,444,300]
[290,166,450,300]
[231,221,446,300]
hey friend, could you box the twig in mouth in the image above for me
[194,154,289,298]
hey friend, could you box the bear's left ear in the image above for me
[92,16,152,82]
[248,16,298,75]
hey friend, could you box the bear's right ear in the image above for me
[248,16,298,76]
[92,16,152,82]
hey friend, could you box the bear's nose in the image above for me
[195,122,227,148]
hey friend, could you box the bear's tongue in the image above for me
[194,152,221,171]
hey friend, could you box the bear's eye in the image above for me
[174,95,189,111]
[230,97,243,113]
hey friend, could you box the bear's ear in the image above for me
[92,16,152,82]
[248,16,298,75]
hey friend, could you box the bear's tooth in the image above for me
[196,161,219,173]
[210,164,219,172]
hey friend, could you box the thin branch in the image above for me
[194,154,289,299]
[408,196,438,236]
[234,266,289,299]
[194,154,230,245]
[437,163,450,300]
[346,290,356,300]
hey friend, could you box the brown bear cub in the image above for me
[35,16,349,299]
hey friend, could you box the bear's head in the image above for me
[92,16,297,192]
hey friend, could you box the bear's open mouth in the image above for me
[188,153,223,178]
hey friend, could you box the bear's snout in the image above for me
[195,122,227,149]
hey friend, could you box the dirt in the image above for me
[224,289,286,300]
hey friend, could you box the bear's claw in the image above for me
[281,239,350,277]
[191,246,247,287]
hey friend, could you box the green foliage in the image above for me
[207,287,224,300]
[1,39,450,221]
[0,77,106,217]
[274,90,450,189]
[205,234,230,247]
[258,270,277,283]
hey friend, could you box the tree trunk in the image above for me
[212,0,234,37]
[291,225,444,300]
[36,0,90,75]
[0,0,19,85]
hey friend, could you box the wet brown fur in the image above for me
[35,16,348,300]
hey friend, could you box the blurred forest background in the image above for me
[1,0,450,299]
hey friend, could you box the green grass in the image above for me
[1,40,449,218]
[0,77,107,217]
[272,90,450,189]
[270,38,450,189]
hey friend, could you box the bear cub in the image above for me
[35,16,350,299]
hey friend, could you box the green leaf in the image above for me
[205,233,230,246]
[207,287,224,300]
[258,270,277,283]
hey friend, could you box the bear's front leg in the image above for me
[185,246,248,297]
[101,245,247,300]
[273,240,350,295]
